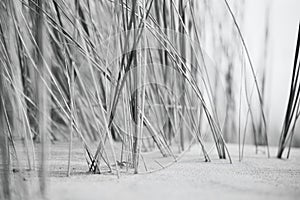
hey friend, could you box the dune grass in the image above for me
[277,23,300,159]
[0,0,296,198]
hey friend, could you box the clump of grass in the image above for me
[277,23,300,159]
[0,0,290,197]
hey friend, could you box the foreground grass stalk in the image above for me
[277,23,300,158]
[178,0,186,152]
[136,0,147,174]
[35,0,49,196]
[0,58,11,200]
[132,0,140,174]
[67,62,75,176]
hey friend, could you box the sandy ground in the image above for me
[43,144,300,200]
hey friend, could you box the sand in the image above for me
[45,144,300,200]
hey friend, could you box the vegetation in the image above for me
[277,23,300,159]
[0,0,297,199]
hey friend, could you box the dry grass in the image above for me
[0,0,296,199]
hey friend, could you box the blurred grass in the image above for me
[0,0,290,198]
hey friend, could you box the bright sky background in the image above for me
[243,0,300,144]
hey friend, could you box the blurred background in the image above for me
[243,0,300,146]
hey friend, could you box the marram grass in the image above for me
[0,0,296,199]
